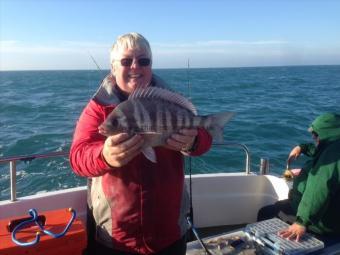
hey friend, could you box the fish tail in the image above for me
[202,112,234,142]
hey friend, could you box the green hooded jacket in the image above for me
[290,113,340,235]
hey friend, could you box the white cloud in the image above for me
[153,40,288,48]
[151,40,291,57]
[0,40,111,70]
[0,39,339,70]
[0,40,109,54]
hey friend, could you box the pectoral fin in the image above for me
[142,147,157,163]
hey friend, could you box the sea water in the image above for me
[1,65,340,200]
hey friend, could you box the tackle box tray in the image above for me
[244,218,324,255]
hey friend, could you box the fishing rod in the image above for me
[186,58,194,232]
[187,58,191,100]
[88,51,102,71]
[185,59,212,254]
[186,217,213,255]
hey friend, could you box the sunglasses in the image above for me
[119,58,151,67]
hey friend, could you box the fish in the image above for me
[99,87,234,162]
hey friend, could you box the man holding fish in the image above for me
[70,33,233,255]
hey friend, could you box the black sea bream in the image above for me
[99,87,234,162]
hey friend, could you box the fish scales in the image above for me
[156,105,164,131]
[113,98,187,134]
[115,107,130,130]
[101,96,210,136]
[125,99,149,132]
[129,98,194,133]
[134,100,152,131]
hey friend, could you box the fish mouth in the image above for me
[98,125,110,137]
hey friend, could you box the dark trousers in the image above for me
[86,236,187,255]
[257,199,296,224]
[85,205,187,255]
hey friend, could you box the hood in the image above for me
[92,73,167,106]
[309,113,340,142]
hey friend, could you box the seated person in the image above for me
[257,113,340,245]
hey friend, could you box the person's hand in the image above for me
[165,129,198,154]
[278,223,306,242]
[287,145,302,166]
[102,133,144,167]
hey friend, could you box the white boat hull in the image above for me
[0,173,289,229]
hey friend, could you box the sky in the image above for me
[1,0,340,70]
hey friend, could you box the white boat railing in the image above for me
[213,142,251,174]
[0,143,251,202]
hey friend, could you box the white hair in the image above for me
[110,32,152,64]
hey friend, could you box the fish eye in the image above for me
[110,118,119,127]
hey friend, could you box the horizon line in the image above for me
[1,63,340,72]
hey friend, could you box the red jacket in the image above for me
[69,74,212,254]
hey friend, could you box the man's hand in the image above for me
[165,129,198,154]
[287,146,302,166]
[278,222,306,242]
[102,133,144,167]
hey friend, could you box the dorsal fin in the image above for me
[129,87,197,115]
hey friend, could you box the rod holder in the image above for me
[260,158,269,175]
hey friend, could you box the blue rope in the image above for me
[11,208,76,247]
